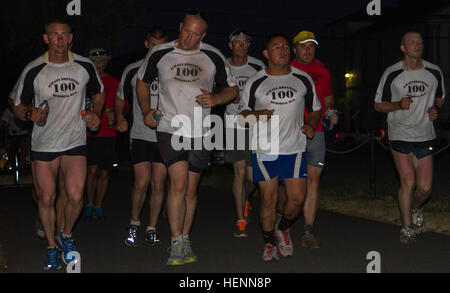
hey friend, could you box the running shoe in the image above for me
[82,204,94,221]
[300,231,320,248]
[275,228,293,257]
[183,238,197,264]
[145,229,161,246]
[58,232,77,264]
[167,240,184,266]
[234,219,248,238]
[94,206,106,220]
[400,227,416,245]
[34,215,46,240]
[43,246,61,270]
[124,225,139,247]
[411,208,426,234]
[262,243,279,262]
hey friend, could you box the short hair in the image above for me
[400,31,422,45]
[146,27,168,41]
[44,19,72,34]
[265,33,289,49]
[184,9,209,27]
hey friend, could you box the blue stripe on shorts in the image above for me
[252,152,307,183]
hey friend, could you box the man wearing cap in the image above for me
[115,27,169,248]
[224,29,265,238]
[84,48,119,221]
[279,30,337,248]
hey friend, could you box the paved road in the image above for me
[0,164,449,274]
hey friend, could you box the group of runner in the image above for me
[9,9,445,270]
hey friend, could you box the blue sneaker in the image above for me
[58,232,77,264]
[44,247,61,270]
[83,205,94,220]
[94,206,106,220]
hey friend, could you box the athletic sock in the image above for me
[171,235,183,244]
[130,220,141,227]
[262,230,276,246]
[304,225,314,233]
[277,216,295,231]
[146,226,156,232]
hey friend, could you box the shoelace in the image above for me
[281,230,291,246]
[183,240,193,255]
[263,244,275,256]
[47,248,58,266]
[64,238,75,252]
[128,227,137,240]
[237,220,247,231]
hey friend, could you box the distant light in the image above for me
[345,73,354,79]
[428,146,433,151]
[113,163,118,167]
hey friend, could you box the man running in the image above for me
[224,29,265,238]
[239,34,321,261]
[84,48,119,220]
[13,19,104,270]
[116,27,169,247]
[136,10,238,265]
[279,30,337,248]
[374,31,445,244]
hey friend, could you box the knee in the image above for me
[170,179,187,194]
[151,178,165,196]
[99,170,109,181]
[39,193,56,207]
[134,176,150,191]
[416,183,432,198]
[400,178,415,191]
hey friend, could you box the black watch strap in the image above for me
[25,110,32,121]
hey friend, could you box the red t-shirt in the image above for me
[290,59,333,132]
[88,73,119,137]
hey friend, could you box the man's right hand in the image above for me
[31,107,48,123]
[116,117,128,132]
[143,109,159,128]
[399,96,413,110]
[256,109,275,122]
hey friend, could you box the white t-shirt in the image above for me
[137,40,236,138]
[13,51,104,152]
[239,66,321,155]
[117,58,159,142]
[374,60,446,142]
[225,56,265,118]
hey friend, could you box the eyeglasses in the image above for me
[90,51,107,57]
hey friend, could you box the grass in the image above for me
[319,182,450,236]
[204,165,450,236]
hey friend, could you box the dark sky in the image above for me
[111,0,400,58]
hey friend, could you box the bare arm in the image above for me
[115,95,128,132]
[196,86,239,108]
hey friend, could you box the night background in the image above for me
[1,0,450,134]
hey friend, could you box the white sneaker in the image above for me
[275,228,293,257]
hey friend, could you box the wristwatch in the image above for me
[24,110,32,121]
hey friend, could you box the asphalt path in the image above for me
[0,163,449,275]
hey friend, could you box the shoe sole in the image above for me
[183,257,197,264]
[167,259,184,266]
[300,242,320,249]
[43,265,61,270]
[234,233,248,238]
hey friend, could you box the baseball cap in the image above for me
[229,29,251,42]
[89,48,110,60]
[293,31,318,45]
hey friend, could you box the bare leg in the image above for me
[166,161,188,238]
[303,165,323,226]
[131,162,151,222]
[95,169,109,207]
[60,155,86,235]
[148,162,167,227]
[56,168,67,231]
[182,170,202,236]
